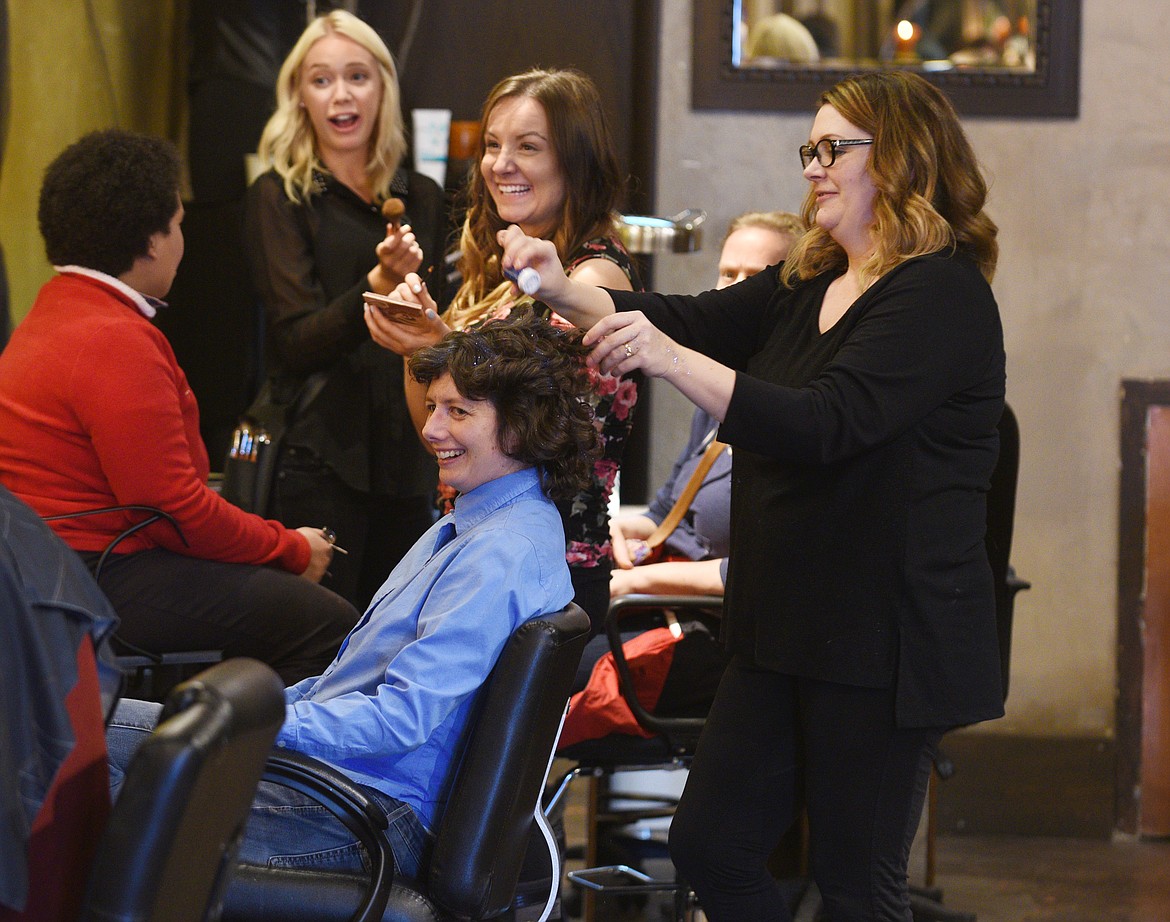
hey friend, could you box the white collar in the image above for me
[53,265,166,319]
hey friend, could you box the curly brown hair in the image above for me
[408,306,599,500]
[781,71,998,289]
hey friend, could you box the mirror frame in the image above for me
[692,0,1081,118]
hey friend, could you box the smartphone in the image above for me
[362,291,424,325]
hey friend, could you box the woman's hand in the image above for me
[497,224,618,328]
[609,513,656,570]
[296,526,334,583]
[364,272,449,355]
[583,311,685,379]
[608,565,644,598]
[368,222,424,292]
[498,224,569,300]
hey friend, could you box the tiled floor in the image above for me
[561,816,1170,920]
[554,759,1170,921]
[927,833,1170,922]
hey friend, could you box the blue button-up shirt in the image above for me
[276,466,571,829]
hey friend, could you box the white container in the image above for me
[412,108,451,188]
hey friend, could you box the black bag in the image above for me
[220,374,326,517]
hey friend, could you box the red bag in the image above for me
[559,627,682,748]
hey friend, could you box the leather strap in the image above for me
[645,435,727,551]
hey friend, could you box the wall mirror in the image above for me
[693,0,1080,117]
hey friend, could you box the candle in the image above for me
[893,19,921,63]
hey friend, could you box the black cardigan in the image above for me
[245,168,446,497]
[609,251,1005,729]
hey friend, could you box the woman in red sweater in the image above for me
[0,130,357,686]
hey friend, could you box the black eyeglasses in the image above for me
[799,138,874,169]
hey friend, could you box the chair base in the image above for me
[909,885,978,922]
[116,649,224,701]
[568,863,676,895]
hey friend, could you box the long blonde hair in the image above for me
[781,71,998,289]
[255,10,406,203]
[445,68,624,330]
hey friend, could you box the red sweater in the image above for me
[0,272,309,573]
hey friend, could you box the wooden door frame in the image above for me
[1117,379,1170,833]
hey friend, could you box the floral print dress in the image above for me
[438,235,641,568]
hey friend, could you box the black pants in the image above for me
[669,656,942,922]
[272,448,436,611]
[569,560,612,636]
[84,548,358,687]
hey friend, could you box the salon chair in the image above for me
[908,403,1030,922]
[80,657,286,922]
[221,602,591,922]
[549,594,730,922]
[43,504,224,699]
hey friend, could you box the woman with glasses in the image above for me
[500,71,1004,921]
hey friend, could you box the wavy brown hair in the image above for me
[408,306,599,500]
[446,68,625,329]
[781,71,998,289]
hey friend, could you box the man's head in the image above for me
[408,307,599,500]
[38,129,183,295]
[717,210,805,289]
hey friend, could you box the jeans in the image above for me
[106,698,433,880]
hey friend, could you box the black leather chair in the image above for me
[221,602,592,922]
[42,503,224,698]
[907,403,1030,922]
[80,657,286,922]
[549,595,726,922]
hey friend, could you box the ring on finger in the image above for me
[624,342,634,357]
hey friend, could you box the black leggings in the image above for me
[669,656,942,922]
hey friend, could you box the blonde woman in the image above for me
[245,11,447,609]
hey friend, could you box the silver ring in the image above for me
[624,342,634,357]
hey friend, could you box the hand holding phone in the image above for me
[362,291,424,326]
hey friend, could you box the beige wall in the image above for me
[649,3,1166,737]
[1,2,1157,741]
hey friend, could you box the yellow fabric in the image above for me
[0,0,186,329]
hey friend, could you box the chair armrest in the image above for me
[605,594,723,750]
[257,750,393,922]
[42,504,189,581]
[1006,565,1031,595]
